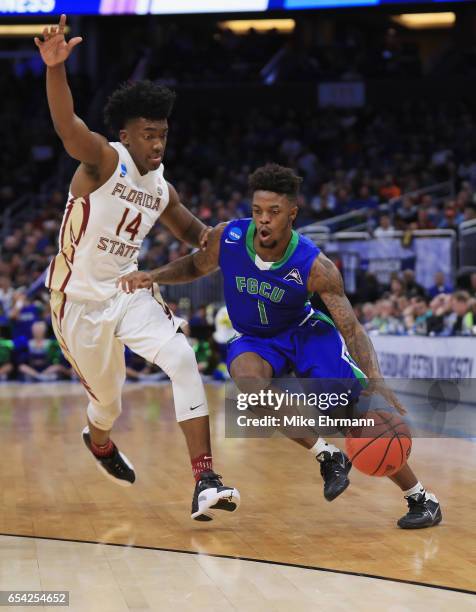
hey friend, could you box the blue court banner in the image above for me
[0,0,472,16]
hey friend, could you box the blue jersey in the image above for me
[219,218,320,337]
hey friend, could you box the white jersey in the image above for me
[46,142,170,302]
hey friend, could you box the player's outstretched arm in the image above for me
[35,14,115,168]
[160,183,210,248]
[117,224,225,294]
[309,253,406,414]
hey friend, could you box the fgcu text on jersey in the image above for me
[219,219,320,337]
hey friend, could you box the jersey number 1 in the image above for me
[116,208,142,241]
[258,300,269,325]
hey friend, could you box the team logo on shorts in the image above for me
[284,268,303,285]
[120,163,127,177]
[226,227,242,243]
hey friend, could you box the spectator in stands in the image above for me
[356,272,381,303]
[395,294,409,317]
[9,291,42,343]
[311,184,336,218]
[189,305,208,328]
[0,276,14,317]
[0,328,14,381]
[443,291,474,336]
[335,187,351,215]
[370,299,405,335]
[395,195,417,227]
[470,272,476,298]
[213,305,235,363]
[124,347,164,381]
[408,295,432,335]
[402,269,426,298]
[374,213,395,237]
[193,338,213,374]
[438,202,459,230]
[390,276,405,299]
[427,293,452,336]
[379,174,401,201]
[349,184,378,211]
[462,204,476,224]
[17,321,68,381]
[361,302,377,332]
[428,271,453,299]
[414,208,436,231]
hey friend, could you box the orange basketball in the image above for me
[345,410,412,477]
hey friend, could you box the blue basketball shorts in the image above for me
[227,311,367,384]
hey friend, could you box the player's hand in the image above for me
[199,227,212,250]
[117,271,153,294]
[362,379,407,415]
[34,14,82,67]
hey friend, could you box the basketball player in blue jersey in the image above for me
[120,164,442,529]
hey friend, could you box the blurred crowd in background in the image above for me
[1,17,476,382]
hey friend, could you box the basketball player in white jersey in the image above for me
[34,14,239,521]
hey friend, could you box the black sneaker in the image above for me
[82,427,135,487]
[317,449,352,501]
[397,492,442,529]
[191,470,240,521]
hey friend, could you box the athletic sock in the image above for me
[192,453,213,481]
[309,438,340,458]
[91,439,114,458]
[404,481,426,498]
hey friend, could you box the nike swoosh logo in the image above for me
[190,404,203,411]
[225,239,238,244]
[428,506,439,521]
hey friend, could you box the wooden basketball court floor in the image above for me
[0,381,474,611]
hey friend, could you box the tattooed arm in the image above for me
[117,224,225,293]
[308,253,405,414]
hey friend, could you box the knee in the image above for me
[87,398,122,431]
[230,361,271,394]
[232,370,271,396]
[156,335,198,381]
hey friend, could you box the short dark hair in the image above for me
[248,164,302,202]
[104,80,176,135]
[453,290,469,303]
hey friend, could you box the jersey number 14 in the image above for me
[116,208,142,241]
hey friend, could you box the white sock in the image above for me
[309,438,340,458]
[404,481,426,498]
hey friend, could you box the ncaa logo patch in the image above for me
[120,163,127,177]
[228,227,242,241]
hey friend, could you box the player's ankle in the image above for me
[91,439,114,458]
[403,481,426,498]
[309,438,340,458]
[192,452,213,481]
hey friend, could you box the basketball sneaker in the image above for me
[317,449,352,501]
[397,492,442,529]
[191,470,240,521]
[82,427,135,487]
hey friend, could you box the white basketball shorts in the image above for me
[50,287,184,406]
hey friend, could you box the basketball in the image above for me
[345,410,412,477]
